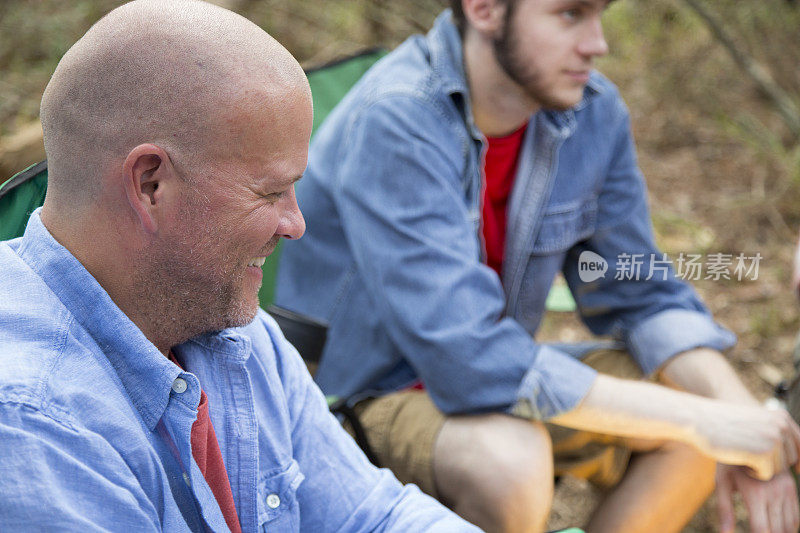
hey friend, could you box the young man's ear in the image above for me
[461,0,506,37]
[122,143,176,234]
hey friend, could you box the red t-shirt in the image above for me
[482,122,528,276]
[168,352,242,533]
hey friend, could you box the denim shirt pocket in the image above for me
[530,197,598,255]
[256,459,305,532]
[513,198,598,331]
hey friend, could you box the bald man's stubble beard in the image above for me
[132,230,262,351]
[133,254,259,349]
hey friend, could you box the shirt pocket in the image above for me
[257,459,305,532]
[530,198,598,255]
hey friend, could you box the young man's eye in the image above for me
[562,9,581,21]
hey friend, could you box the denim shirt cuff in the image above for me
[625,308,737,376]
[510,345,598,421]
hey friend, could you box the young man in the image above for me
[276,1,800,531]
[0,1,480,531]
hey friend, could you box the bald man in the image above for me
[0,1,479,531]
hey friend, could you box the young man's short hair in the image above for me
[449,0,514,35]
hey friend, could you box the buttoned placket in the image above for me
[158,370,219,532]
[216,337,259,533]
[180,333,258,533]
[503,115,571,317]
[165,364,250,533]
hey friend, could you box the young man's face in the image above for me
[493,0,610,110]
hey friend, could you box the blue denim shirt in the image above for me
[0,211,478,532]
[277,11,735,419]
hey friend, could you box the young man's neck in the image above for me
[462,28,538,138]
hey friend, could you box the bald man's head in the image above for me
[40,0,308,210]
[38,0,312,350]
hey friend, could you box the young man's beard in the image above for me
[491,4,576,112]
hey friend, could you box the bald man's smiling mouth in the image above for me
[247,257,267,268]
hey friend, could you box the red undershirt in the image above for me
[168,351,242,533]
[482,121,528,277]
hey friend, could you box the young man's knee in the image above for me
[482,417,554,490]
[435,415,555,531]
[470,419,554,532]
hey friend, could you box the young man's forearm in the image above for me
[658,347,755,403]
[549,373,796,480]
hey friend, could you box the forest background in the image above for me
[1,0,799,530]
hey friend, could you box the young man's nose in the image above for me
[578,17,609,58]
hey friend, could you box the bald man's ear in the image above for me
[122,144,176,234]
[462,0,505,36]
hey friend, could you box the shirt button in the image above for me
[171,378,188,394]
[266,494,280,509]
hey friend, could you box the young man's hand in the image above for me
[694,401,800,480]
[716,465,799,533]
[659,347,800,477]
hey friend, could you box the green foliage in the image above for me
[239,0,441,65]
[0,0,797,197]
[750,304,785,339]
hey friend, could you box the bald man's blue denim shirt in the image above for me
[0,211,478,532]
[276,11,736,420]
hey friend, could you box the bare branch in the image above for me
[681,0,800,141]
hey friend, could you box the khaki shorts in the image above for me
[342,349,644,498]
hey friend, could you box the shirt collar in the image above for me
[426,9,605,140]
[17,210,247,430]
[426,10,481,139]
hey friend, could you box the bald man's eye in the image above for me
[261,190,286,203]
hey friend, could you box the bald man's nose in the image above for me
[277,190,305,240]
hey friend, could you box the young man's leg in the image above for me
[344,391,555,533]
[433,413,554,533]
[560,349,716,533]
[548,422,714,533]
[584,439,715,533]
[343,348,716,533]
